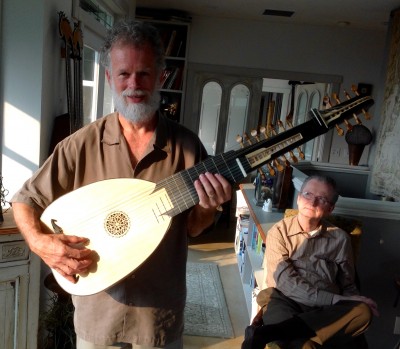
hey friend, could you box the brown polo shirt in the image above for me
[12,112,207,346]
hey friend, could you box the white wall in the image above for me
[187,16,389,167]
[1,0,72,200]
[0,6,392,191]
[1,7,391,199]
[1,0,135,201]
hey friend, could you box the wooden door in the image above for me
[183,68,262,155]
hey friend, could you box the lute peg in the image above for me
[242,132,251,145]
[286,115,294,127]
[324,96,344,136]
[335,124,345,136]
[260,125,273,140]
[285,118,293,129]
[251,129,260,141]
[277,120,298,163]
[259,125,267,138]
[285,119,306,159]
[344,90,362,124]
[351,85,372,120]
[333,93,353,131]
[266,164,276,177]
[240,132,275,177]
[269,124,291,167]
[260,126,277,176]
[268,123,276,136]
[236,134,244,148]
[254,126,276,176]
[274,159,284,172]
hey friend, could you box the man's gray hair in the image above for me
[300,175,339,204]
[100,20,165,73]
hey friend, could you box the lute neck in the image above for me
[154,150,245,217]
[153,94,374,218]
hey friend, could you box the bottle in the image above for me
[263,198,272,212]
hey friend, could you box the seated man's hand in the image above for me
[332,294,379,317]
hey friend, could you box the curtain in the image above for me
[370,9,400,200]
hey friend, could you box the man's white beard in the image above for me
[112,86,160,124]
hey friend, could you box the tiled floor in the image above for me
[184,215,249,349]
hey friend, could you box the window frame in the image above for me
[75,1,114,123]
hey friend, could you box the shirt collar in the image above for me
[102,112,122,145]
[286,215,330,238]
[101,111,171,155]
[152,113,172,154]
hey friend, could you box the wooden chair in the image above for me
[252,209,364,349]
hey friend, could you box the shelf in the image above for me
[243,282,253,321]
[236,255,258,323]
[246,248,264,286]
[137,17,189,123]
[0,209,18,235]
[159,92,182,122]
[235,186,284,321]
[161,59,185,91]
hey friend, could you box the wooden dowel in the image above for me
[333,93,353,131]
[344,90,362,124]
[324,96,344,136]
[351,85,372,120]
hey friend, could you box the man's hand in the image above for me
[194,172,231,210]
[332,294,379,317]
[188,172,232,237]
[13,202,93,284]
[31,232,93,283]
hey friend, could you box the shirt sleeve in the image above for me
[11,140,75,211]
[334,232,360,297]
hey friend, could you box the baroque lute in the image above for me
[40,93,374,296]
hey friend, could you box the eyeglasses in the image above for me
[299,191,332,206]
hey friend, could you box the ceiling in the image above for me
[135,0,400,31]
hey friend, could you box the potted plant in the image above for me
[39,273,76,349]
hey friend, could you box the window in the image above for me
[76,0,116,124]
[82,46,98,125]
[196,77,260,157]
[225,84,250,152]
[82,45,113,125]
[79,0,114,28]
[198,82,222,155]
[294,83,329,161]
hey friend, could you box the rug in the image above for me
[184,262,235,338]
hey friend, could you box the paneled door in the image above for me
[184,68,262,155]
[294,82,332,161]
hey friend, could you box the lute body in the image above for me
[41,179,172,296]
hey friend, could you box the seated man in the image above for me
[242,175,378,349]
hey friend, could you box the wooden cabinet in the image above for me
[235,185,283,322]
[0,210,40,349]
[137,18,190,123]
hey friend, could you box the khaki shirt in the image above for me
[12,113,207,346]
[264,215,359,307]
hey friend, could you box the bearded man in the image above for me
[11,20,231,349]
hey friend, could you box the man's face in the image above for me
[105,42,162,123]
[297,179,335,221]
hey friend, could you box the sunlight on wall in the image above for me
[2,102,40,199]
